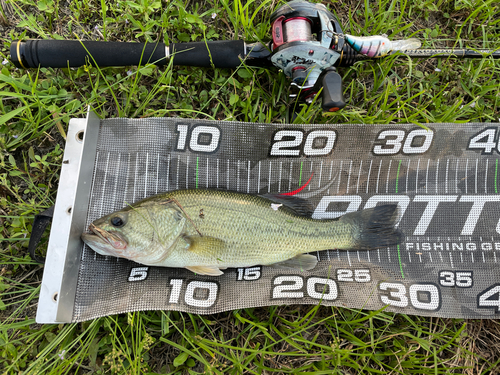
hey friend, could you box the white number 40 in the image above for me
[468,128,499,154]
[477,285,500,313]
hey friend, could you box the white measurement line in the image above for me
[337,161,343,193]
[415,158,420,192]
[247,160,251,193]
[176,156,180,190]
[206,158,209,189]
[406,159,410,194]
[460,252,463,263]
[455,159,459,194]
[482,252,486,263]
[336,249,340,261]
[123,154,131,203]
[387,248,391,263]
[155,154,159,194]
[316,252,320,261]
[186,156,190,189]
[367,250,371,263]
[357,251,360,262]
[346,160,352,193]
[366,160,373,194]
[438,252,443,263]
[112,154,121,208]
[377,248,381,262]
[309,161,314,191]
[98,152,110,217]
[418,253,422,262]
[449,252,454,268]
[328,161,334,195]
[485,159,489,194]
[475,159,478,194]
[166,154,170,190]
[278,161,282,192]
[133,154,139,200]
[327,250,331,261]
[268,161,272,193]
[347,251,352,266]
[494,252,497,263]
[144,152,149,198]
[318,160,323,189]
[386,160,392,193]
[408,251,411,263]
[376,160,382,193]
[435,159,440,194]
[257,160,261,193]
[465,159,469,194]
[227,159,230,190]
[471,252,474,263]
[445,159,449,194]
[288,161,293,192]
[429,253,433,263]
[356,160,363,193]
[425,159,430,194]
[216,159,220,189]
[237,160,240,192]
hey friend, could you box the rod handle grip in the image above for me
[11,40,167,68]
[170,40,245,68]
[11,39,246,69]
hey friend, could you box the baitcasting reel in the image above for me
[268,1,348,112]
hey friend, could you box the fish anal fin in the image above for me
[269,254,318,271]
[185,265,224,276]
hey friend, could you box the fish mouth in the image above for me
[81,223,128,256]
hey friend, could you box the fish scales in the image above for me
[161,190,354,267]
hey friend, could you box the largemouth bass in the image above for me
[81,190,403,276]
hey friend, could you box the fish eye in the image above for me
[110,216,125,227]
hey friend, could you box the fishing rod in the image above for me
[10,0,500,112]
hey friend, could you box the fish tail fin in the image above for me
[341,204,403,250]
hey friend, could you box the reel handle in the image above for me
[11,39,245,69]
[317,69,346,112]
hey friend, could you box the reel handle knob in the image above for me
[319,69,346,112]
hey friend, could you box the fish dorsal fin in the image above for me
[185,265,224,276]
[268,254,318,271]
[182,235,226,254]
[259,194,314,217]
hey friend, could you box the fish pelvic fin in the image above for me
[186,265,224,276]
[341,204,403,250]
[268,254,318,271]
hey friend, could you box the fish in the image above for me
[345,34,421,58]
[81,189,403,276]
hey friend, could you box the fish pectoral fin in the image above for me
[185,265,224,276]
[268,254,318,271]
[183,235,226,254]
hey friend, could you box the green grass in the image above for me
[1,0,500,373]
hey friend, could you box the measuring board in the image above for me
[37,112,500,323]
